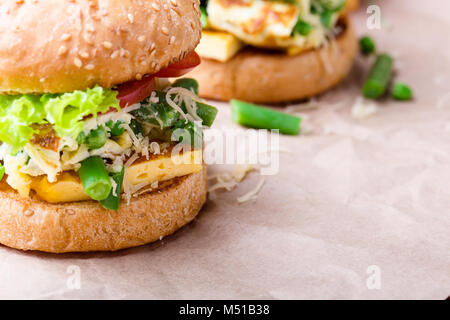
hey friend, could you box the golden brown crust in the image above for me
[0,166,207,253]
[0,0,202,94]
[190,16,357,103]
[344,0,360,13]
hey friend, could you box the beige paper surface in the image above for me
[0,0,449,299]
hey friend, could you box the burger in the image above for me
[0,0,218,253]
[190,0,359,103]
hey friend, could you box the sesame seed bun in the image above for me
[0,0,202,94]
[0,166,207,253]
[189,16,357,104]
[345,0,360,12]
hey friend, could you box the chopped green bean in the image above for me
[78,156,112,201]
[231,100,301,135]
[320,0,345,11]
[129,119,145,137]
[76,131,86,145]
[200,7,209,29]
[293,19,312,36]
[132,92,179,128]
[106,120,125,136]
[173,120,203,147]
[362,53,394,99]
[392,82,413,101]
[195,102,218,127]
[0,163,4,181]
[359,36,376,55]
[86,126,107,150]
[172,78,200,95]
[100,167,125,211]
[320,10,334,28]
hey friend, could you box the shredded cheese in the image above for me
[237,177,266,204]
[110,176,118,197]
[165,87,203,123]
[436,92,450,109]
[208,164,255,193]
[124,152,139,168]
[351,96,378,119]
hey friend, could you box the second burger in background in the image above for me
[190,0,358,103]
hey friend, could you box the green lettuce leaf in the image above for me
[0,86,119,153]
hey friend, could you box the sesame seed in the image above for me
[61,33,72,41]
[79,50,89,58]
[170,0,178,6]
[161,26,169,36]
[111,50,120,59]
[120,48,130,58]
[169,36,175,45]
[84,34,94,44]
[128,13,134,23]
[86,24,95,32]
[85,64,95,70]
[23,208,34,217]
[138,35,145,42]
[58,46,68,56]
[74,58,83,68]
[102,41,113,49]
[171,7,181,17]
[152,3,160,11]
[136,73,143,80]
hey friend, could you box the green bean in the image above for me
[195,102,218,127]
[0,163,4,181]
[76,131,86,145]
[106,120,125,136]
[200,6,209,29]
[172,78,200,95]
[392,82,413,101]
[293,19,312,36]
[362,53,394,99]
[129,119,145,137]
[359,36,376,56]
[320,10,334,28]
[173,120,203,147]
[78,156,112,201]
[100,167,125,211]
[86,126,107,149]
[231,100,301,135]
[319,0,345,11]
[131,92,179,128]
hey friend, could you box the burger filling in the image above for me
[0,53,218,210]
[199,0,347,61]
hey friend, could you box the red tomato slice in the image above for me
[115,52,200,107]
[116,74,156,107]
[154,51,201,78]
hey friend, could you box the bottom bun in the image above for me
[189,16,357,103]
[0,166,207,253]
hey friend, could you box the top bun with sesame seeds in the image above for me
[0,0,202,94]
